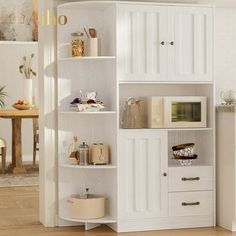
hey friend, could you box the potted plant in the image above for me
[19,53,37,104]
[0,86,6,109]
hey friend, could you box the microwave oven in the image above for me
[147,96,207,128]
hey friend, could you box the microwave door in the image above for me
[165,98,207,128]
[172,103,201,123]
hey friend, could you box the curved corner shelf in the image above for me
[60,214,116,224]
[60,164,117,169]
[58,56,116,62]
[59,111,116,115]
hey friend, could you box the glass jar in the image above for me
[71,32,84,57]
[79,142,89,165]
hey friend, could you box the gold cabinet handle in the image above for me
[181,177,200,181]
[182,201,200,206]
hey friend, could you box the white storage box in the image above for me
[67,194,105,219]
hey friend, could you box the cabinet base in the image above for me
[116,215,214,233]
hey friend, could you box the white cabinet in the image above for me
[117,5,168,81]
[118,130,168,219]
[216,107,236,231]
[57,1,215,233]
[117,4,213,82]
[168,7,213,81]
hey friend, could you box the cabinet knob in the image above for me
[160,41,165,45]
[170,41,174,45]
[163,173,167,177]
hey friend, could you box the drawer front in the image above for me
[169,166,213,192]
[169,191,213,217]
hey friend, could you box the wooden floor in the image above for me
[0,186,236,236]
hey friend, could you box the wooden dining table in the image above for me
[0,109,39,174]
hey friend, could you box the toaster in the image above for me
[90,143,110,165]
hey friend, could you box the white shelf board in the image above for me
[0,41,38,45]
[119,81,214,85]
[58,56,116,62]
[60,214,116,224]
[60,164,116,169]
[168,164,213,168]
[59,111,116,115]
[120,128,213,131]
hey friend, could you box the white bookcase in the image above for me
[57,1,215,233]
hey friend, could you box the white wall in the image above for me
[215,8,236,104]
[0,42,38,162]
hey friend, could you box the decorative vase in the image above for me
[22,78,33,103]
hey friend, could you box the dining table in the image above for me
[0,109,39,174]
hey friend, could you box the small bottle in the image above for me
[71,32,84,57]
[68,136,79,165]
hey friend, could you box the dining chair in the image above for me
[33,118,39,166]
[0,138,6,174]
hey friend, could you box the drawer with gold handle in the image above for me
[169,191,213,217]
[169,166,213,192]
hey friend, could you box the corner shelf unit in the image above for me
[57,1,215,233]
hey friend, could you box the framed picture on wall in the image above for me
[0,0,38,42]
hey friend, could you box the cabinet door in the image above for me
[118,130,168,220]
[117,4,168,82]
[168,7,213,81]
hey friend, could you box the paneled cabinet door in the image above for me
[118,130,168,220]
[117,4,168,82]
[168,7,213,81]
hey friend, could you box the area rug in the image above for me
[0,164,39,187]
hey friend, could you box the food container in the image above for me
[86,38,101,56]
[71,32,84,57]
[172,143,195,158]
[67,194,105,219]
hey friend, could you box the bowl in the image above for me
[172,143,195,158]
[13,104,31,110]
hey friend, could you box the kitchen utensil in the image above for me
[83,27,90,38]
[90,143,109,165]
[122,97,143,129]
[89,28,97,38]
[172,143,196,159]
[176,158,197,166]
[220,90,236,104]
[67,194,105,219]
[78,142,89,165]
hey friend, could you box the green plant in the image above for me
[0,86,6,108]
[19,53,37,79]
